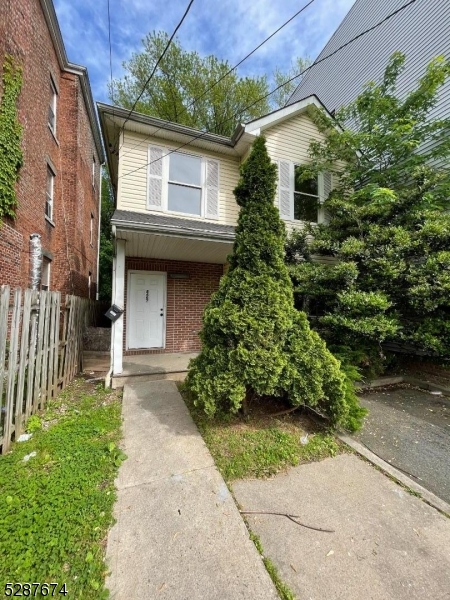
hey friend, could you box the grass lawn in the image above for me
[182,388,342,482]
[0,379,123,599]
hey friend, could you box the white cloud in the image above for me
[53,0,355,103]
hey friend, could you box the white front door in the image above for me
[128,272,166,349]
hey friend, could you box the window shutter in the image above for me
[278,160,292,220]
[323,171,332,201]
[147,145,164,210]
[205,159,220,220]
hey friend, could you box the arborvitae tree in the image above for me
[286,53,450,374]
[186,136,365,431]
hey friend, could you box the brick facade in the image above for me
[0,0,101,297]
[124,258,224,354]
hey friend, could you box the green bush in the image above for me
[287,53,450,374]
[186,136,365,431]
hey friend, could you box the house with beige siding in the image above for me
[97,96,334,377]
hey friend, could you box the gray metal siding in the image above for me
[289,0,450,134]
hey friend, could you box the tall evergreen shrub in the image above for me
[186,136,365,431]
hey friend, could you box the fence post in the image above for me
[3,289,21,454]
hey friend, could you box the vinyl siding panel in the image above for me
[289,0,450,161]
[263,112,330,230]
[118,131,241,226]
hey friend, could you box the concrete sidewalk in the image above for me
[106,380,278,600]
[233,454,450,600]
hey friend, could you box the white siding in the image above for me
[118,131,241,227]
[263,112,330,230]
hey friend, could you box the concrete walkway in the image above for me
[106,380,278,600]
[233,454,450,600]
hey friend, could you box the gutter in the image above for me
[111,219,235,243]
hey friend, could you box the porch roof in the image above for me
[112,210,236,241]
[112,210,235,264]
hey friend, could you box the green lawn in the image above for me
[182,388,341,482]
[0,379,123,598]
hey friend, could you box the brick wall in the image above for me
[0,0,100,297]
[124,258,224,354]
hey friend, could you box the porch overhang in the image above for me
[112,210,235,264]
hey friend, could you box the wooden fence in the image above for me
[0,286,97,453]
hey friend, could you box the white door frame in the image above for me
[126,270,167,350]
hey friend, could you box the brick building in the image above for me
[0,0,105,298]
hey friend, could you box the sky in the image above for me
[53,0,355,104]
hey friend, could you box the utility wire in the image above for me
[118,0,419,180]
[107,0,114,102]
[115,0,195,148]
[120,0,317,158]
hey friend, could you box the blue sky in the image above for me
[53,0,355,104]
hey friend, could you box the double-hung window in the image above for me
[294,166,321,223]
[168,152,202,215]
[45,166,55,221]
[147,145,220,219]
[48,78,57,134]
[278,160,331,224]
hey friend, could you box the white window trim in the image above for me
[45,165,55,223]
[279,160,326,224]
[147,145,219,220]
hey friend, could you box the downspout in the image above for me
[96,165,103,301]
[30,234,42,290]
[104,223,116,389]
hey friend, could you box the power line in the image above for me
[115,0,195,148]
[120,0,317,158]
[107,0,114,102]
[118,0,420,180]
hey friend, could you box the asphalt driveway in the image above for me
[354,386,450,504]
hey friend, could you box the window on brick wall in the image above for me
[41,258,51,291]
[90,212,94,246]
[92,155,96,187]
[48,78,57,134]
[45,166,55,222]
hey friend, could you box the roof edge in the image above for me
[96,103,236,149]
[39,0,105,163]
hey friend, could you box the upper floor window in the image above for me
[90,212,94,246]
[45,166,55,222]
[48,78,57,134]
[92,156,96,187]
[278,160,331,224]
[147,145,219,219]
[294,166,320,223]
[168,152,202,215]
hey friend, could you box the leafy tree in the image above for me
[272,56,312,109]
[111,30,311,134]
[111,31,271,136]
[286,52,450,373]
[98,169,114,302]
[186,136,365,431]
